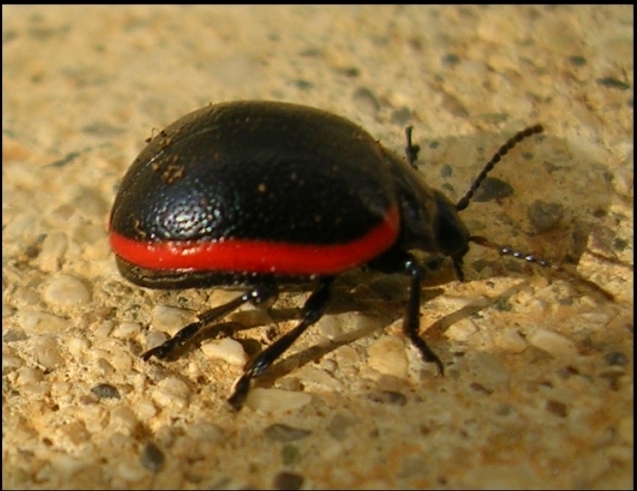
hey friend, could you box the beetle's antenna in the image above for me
[456,125,544,212]
[470,235,557,269]
[469,235,614,300]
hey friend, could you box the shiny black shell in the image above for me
[109,101,464,288]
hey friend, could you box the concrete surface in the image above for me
[2,5,633,489]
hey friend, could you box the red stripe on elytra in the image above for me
[110,206,400,276]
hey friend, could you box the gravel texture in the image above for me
[3,5,633,489]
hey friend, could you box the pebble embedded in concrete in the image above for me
[245,387,312,413]
[201,338,248,366]
[367,335,408,379]
[43,275,91,306]
[527,329,578,358]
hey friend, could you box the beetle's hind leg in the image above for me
[228,276,334,410]
[141,284,278,361]
[404,126,421,169]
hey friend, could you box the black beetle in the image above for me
[110,101,544,409]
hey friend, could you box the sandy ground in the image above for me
[2,5,633,489]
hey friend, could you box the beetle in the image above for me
[109,100,544,410]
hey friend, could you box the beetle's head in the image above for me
[432,189,470,280]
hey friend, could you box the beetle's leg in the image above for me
[228,277,334,410]
[141,284,278,361]
[369,250,444,375]
[403,255,445,375]
[404,126,420,169]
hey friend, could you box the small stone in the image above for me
[245,388,311,412]
[272,471,304,491]
[469,382,493,395]
[326,413,357,440]
[73,223,107,246]
[91,383,120,399]
[597,77,630,90]
[93,321,114,339]
[527,329,578,358]
[495,328,528,353]
[50,381,72,399]
[352,86,380,114]
[14,287,40,307]
[580,311,612,326]
[2,304,16,318]
[29,338,64,369]
[73,187,109,219]
[152,377,191,410]
[3,354,24,372]
[437,295,490,310]
[95,357,115,376]
[145,330,169,351]
[295,366,342,391]
[140,442,165,473]
[16,366,43,385]
[527,200,564,233]
[604,351,628,366]
[3,328,27,342]
[446,318,478,341]
[367,335,408,379]
[17,310,69,334]
[112,322,142,340]
[467,351,509,387]
[47,454,85,482]
[281,444,301,466]
[43,275,91,306]
[38,232,68,272]
[151,305,195,334]
[60,421,90,446]
[568,55,587,66]
[367,390,407,406]
[201,338,247,366]
[116,461,146,483]
[353,313,385,332]
[317,314,346,340]
[110,406,141,435]
[136,400,158,420]
[107,348,134,373]
[184,422,225,443]
[264,424,312,442]
[545,399,568,418]
[471,177,513,202]
[320,358,337,374]
[335,345,360,370]
[66,337,91,362]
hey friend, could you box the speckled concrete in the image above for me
[3,5,633,489]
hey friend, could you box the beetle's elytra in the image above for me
[109,100,544,410]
